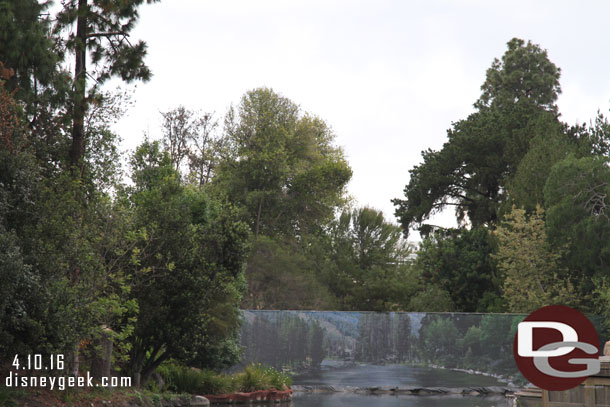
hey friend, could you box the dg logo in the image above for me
[513,305,600,391]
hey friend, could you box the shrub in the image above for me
[157,363,200,393]
[260,365,292,389]
[234,364,292,392]
[234,365,270,393]
[157,362,291,395]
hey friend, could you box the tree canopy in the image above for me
[393,38,563,235]
[54,0,157,168]
[6,9,610,396]
[214,87,352,238]
[125,141,250,384]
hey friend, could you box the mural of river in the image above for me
[236,311,541,406]
[291,364,507,406]
[236,310,607,405]
[238,311,527,379]
[291,393,505,407]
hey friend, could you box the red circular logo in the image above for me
[513,305,599,391]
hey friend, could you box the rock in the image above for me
[151,371,165,390]
[604,340,610,356]
[91,325,114,381]
[191,395,210,406]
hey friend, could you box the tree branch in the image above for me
[87,31,129,39]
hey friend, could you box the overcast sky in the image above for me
[112,0,610,239]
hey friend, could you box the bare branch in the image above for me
[87,31,129,39]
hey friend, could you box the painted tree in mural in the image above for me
[241,313,327,369]
[356,313,394,362]
[394,313,412,361]
[420,316,460,367]
[309,321,325,367]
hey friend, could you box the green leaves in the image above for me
[215,88,351,238]
[543,156,610,300]
[54,0,157,86]
[415,227,500,312]
[493,206,574,313]
[126,142,250,380]
[394,38,563,235]
[476,38,561,111]
[320,207,416,311]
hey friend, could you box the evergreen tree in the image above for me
[54,0,157,169]
[394,38,562,234]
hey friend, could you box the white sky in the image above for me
[111,0,610,239]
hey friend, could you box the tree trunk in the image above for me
[140,353,168,388]
[90,326,113,382]
[71,342,80,376]
[255,196,263,239]
[70,0,87,170]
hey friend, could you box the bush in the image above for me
[234,365,269,392]
[157,362,291,395]
[234,364,292,392]
[197,370,234,395]
[157,363,233,395]
[259,364,292,389]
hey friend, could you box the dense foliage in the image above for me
[157,362,292,395]
[394,39,563,232]
[3,0,610,393]
[395,37,610,316]
[0,0,417,389]
[0,0,250,388]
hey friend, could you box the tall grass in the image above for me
[156,362,292,395]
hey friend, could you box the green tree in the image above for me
[214,87,352,238]
[393,38,562,234]
[159,106,227,185]
[160,105,197,172]
[493,206,574,313]
[414,227,502,312]
[0,77,134,367]
[317,207,417,311]
[0,0,68,123]
[242,236,335,310]
[580,112,610,158]
[54,0,157,168]
[126,141,250,386]
[0,225,39,356]
[475,38,560,112]
[507,116,574,212]
[544,156,610,303]
[407,285,455,312]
